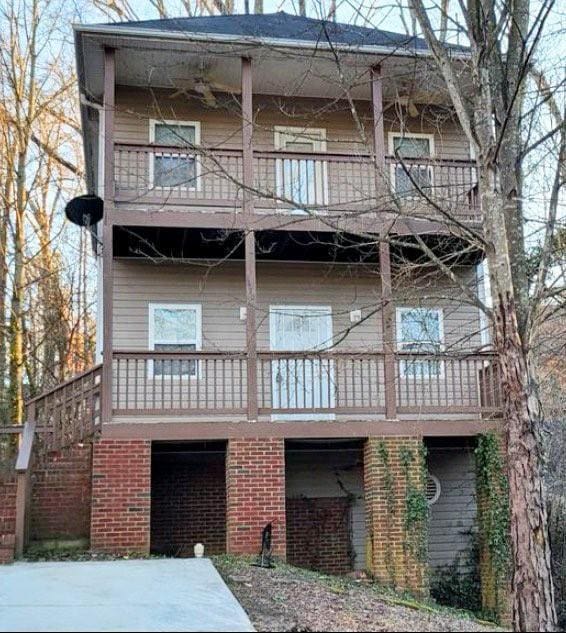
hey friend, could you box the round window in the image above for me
[426,474,441,506]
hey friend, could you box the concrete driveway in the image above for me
[0,558,254,632]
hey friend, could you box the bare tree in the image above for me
[405,1,562,629]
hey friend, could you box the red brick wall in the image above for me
[30,444,92,542]
[226,438,286,558]
[151,451,226,556]
[286,497,353,575]
[364,437,428,596]
[91,439,151,554]
[0,476,17,563]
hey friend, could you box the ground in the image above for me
[214,556,502,633]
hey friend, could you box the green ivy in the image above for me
[400,444,429,564]
[475,433,511,619]
[377,440,396,583]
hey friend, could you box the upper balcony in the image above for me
[113,142,480,227]
[76,14,479,235]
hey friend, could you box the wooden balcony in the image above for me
[113,143,480,225]
[111,350,501,419]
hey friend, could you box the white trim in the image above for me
[388,132,435,198]
[149,119,201,191]
[396,307,445,379]
[274,126,327,151]
[273,127,328,212]
[269,305,334,421]
[74,24,472,61]
[426,473,441,506]
[388,131,435,156]
[148,302,202,379]
[476,262,491,347]
[269,304,333,351]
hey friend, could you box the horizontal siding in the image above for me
[428,448,478,571]
[112,260,482,353]
[114,88,470,160]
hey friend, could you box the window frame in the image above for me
[148,302,202,380]
[388,132,435,198]
[149,119,201,191]
[396,307,445,379]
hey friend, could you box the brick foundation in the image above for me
[30,444,92,543]
[364,436,428,596]
[151,450,226,556]
[91,439,151,554]
[0,476,17,564]
[286,497,353,575]
[226,438,286,558]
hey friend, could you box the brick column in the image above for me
[91,439,151,554]
[476,434,512,625]
[364,436,428,596]
[0,476,17,563]
[226,438,286,559]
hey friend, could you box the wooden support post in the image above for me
[372,65,397,420]
[241,56,258,421]
[380,242,397,419]
[101,47,115,425]
[371,65,386,176]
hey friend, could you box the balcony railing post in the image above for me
[380,242,397,419]
[241,56,258,421]
[102,47,115,425]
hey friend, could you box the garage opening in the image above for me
[150,441,227,557]
[285,439,365,575]
[426,437,481,612]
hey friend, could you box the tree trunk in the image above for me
[493,293,557,631]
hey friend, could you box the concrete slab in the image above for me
[0,558,255,632]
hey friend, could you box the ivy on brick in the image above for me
[400,444,429,565]
[376,440,396,584]
[475,433,511,621]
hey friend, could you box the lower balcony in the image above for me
[111,350,501,420]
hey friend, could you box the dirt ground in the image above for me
[214,556,502,633]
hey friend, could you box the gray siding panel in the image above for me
[428,448,478,571]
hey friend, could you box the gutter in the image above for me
[72,23,471,60]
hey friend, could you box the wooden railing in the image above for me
[113,143,480,221]
[26,364,103,452]
[112,350,501,417]
[113,351,247,416]
[114,143,244,207]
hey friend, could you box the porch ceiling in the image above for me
[76,31,463,105]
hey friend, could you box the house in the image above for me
[1,11,504,613]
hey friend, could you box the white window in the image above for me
[389,133,434,198]
[274,126,328,210]
[149,120,201,189]
[396,307,444,377]
[148,303,202,378]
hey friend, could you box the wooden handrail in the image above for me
[26,363,103,406]
[114,142,478,168]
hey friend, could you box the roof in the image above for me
[92,11,462,54]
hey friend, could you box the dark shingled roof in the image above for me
[99,11,459,53]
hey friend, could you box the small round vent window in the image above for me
[426,474,441,506]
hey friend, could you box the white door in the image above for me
[274,127,328,211]
[269,306,335,418]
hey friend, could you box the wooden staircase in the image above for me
[0,364,102,557]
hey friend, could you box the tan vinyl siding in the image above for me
[114,87,470,159]
[113,260,481,353]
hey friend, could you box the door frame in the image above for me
[269,305,335,420]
